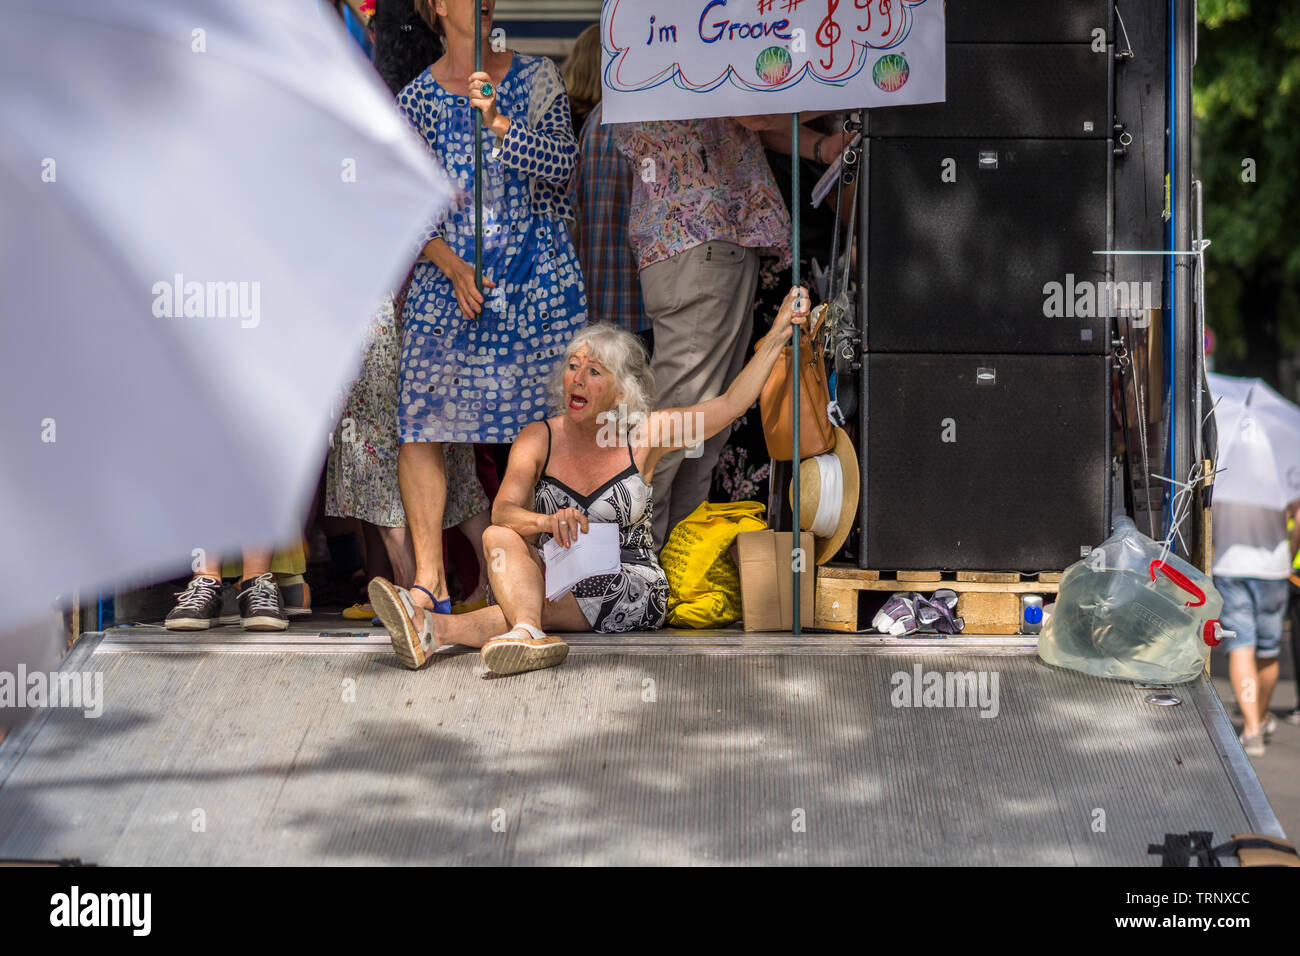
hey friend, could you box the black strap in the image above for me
[1148,833,1195,867]
[1213,836,1299,858]
[1149,831,1298,866]
[542,419,553,473]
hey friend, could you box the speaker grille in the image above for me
[867,138,1111,354]
[944,0,1111,43]
[863,354,1109,571]
[868,45,1108,139]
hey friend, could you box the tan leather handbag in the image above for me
[760,304,835,461]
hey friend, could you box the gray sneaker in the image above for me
[237,573,289,631]
[165,576,225,630]
[1263,713,1279,742]
[1239,732,1266,758]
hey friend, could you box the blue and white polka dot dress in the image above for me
[396,55,587,444]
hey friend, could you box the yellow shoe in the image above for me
[342,603,375,620]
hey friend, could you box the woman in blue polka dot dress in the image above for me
[387,0,587,621]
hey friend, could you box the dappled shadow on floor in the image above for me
[0,647,1253,865]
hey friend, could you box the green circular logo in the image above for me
[756,46,793,84]
[873,54,910,92]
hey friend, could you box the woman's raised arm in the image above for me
[638,286,810,475]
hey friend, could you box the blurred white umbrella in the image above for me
[0,0,452,633]
[1207,373,1300,510]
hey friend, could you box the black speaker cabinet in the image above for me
[867,44,1109,139]
[945,0,1111,44]
[861,353,1110,571]
[866,138,1111,354]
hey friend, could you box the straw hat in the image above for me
[789,427,860,565]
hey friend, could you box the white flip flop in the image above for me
[481,622,569,675]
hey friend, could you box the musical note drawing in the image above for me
[855,0,904,49]
[816,0,841,71]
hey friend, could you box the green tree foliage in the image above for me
[1195,0,1300,374]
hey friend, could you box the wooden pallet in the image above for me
[815,565,1062,635]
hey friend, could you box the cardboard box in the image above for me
[736,530,815,632]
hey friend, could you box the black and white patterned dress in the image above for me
[534,422,668,632]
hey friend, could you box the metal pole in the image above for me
[1170,0,1195,557]
[473,7,484,296]
[791,114,801,637]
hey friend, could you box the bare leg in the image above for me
[359,521,393,584]
[480,524,590,636]
[432,604,508,649]
[190,548,272,584]
[1257,656,1279,726]
[1230,648,1262,736]
[397,441,448,609]
[193,551,222,579]
[240,548,273,584]
[458,509,492,602]
[377,525,417,590]
[431,591,590,650]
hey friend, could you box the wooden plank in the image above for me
[819,566,880,581]
[809,579,1058,595]
[897,570,943,582]
[815,580,860,632]
[957,592,1022,636]
[819,566,1063,589]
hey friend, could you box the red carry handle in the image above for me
[1148,560,1206,608]
[1203,620,1222,647]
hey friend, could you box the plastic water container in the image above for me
[1038,518,1224,684]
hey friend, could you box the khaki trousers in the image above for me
[638,241,759,551]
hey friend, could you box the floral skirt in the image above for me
[327,294,488,529]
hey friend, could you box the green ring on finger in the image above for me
[480,82,493,97]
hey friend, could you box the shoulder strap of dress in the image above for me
[542,420,553,473]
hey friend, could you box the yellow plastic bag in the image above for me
[661,501,767,628]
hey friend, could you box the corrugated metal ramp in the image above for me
[0,626,1281,865]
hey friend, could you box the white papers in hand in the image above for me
[541,522,620,602]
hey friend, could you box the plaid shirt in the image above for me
[571,104,649,333]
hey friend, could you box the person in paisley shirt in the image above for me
[612,118,792,552]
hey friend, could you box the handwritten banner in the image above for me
[601,0,946,124]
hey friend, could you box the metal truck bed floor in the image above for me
[0,626,1281,865]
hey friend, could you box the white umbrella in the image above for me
[1207,373,1300,510]
[0,0,453,633]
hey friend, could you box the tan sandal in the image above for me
[369,577,436,670]
[481,622,569,675]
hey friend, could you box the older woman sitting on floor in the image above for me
[370,285,811,675]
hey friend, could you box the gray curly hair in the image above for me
[548,324,654,424]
